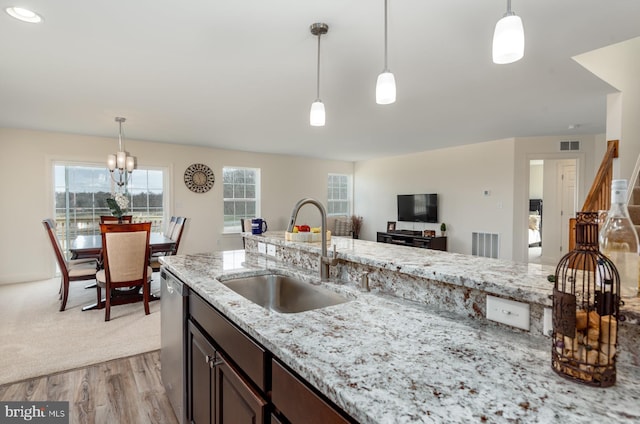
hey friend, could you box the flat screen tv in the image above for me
[397,194,438,223]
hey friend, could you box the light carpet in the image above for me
[0,275,161,386]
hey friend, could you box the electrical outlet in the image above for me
[258,242,266,254]
[267,244,276,256]
[486,295,530,331]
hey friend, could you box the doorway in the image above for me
[527,159,577,265]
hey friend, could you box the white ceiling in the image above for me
[1,1,640,161]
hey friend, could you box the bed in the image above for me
[529,199,542,247]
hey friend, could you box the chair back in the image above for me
[100,222,151,286]
[165,216,177,238]
[170,217,187,254]
[42,219,69,274]
[100,215,133,224]
[240,218,253,233]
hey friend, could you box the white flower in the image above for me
[113,192,129,211]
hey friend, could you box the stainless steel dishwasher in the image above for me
[160,268,188,424]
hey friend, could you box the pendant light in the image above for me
[492,0,524,64]
[107,117,135,187]
[376,0,396,104]
[310,23,328,127]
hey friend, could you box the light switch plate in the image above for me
[486,295,530,331]
[258,242,266,254]
[267,244,276,256]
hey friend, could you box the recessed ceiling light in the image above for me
[5,6,43,23]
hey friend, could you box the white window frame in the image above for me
[327,173,352,216]
[53,161,169,258]
[223,166,261,233]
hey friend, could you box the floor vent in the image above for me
[472,232,500,259]
[560,140,580,151]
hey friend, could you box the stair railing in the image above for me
[568,140,618,252]
[626,143,640,205]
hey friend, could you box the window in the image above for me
[327,174,351,216]
[54,163,166,258]
[223,167,260,232]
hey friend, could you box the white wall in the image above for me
[1,126,606,283]
[355,134,602,262]
[0,128,353,284]
[529,163,543,199]
[354,139,516,258]
[574,36,640,182]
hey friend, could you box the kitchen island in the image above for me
[161,234,640,423]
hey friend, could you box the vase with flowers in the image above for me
[106,192,129,223]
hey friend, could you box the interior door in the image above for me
[559,160,577,256]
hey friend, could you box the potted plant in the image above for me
[351,215,363,239]
[106,192,129,223]
[440,222,447,236]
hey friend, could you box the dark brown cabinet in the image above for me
[187,321,267,424]
[377,231,447,251]
[272,359,352,424]
[187,320,216,424]
[186,290,354,424]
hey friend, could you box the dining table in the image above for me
[69,232,175,311]
[70,232,175,260]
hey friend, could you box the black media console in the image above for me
[376,230,447,251]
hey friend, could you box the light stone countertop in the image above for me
[245,232,640,323]
[161,249,640,424]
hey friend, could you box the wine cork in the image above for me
[600,343,616,360]
[576,310,588,330]
[586,349,599,365]
[586,327,600,342]
[588,310,600,330]
[599,315,617,343]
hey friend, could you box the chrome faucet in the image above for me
[287,198,337,281]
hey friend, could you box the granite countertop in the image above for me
[245,232,640,323]
[161,250,640,424]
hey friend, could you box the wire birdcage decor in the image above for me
[552,212,621,387]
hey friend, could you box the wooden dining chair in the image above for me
[150,217,187,272]
[96,222,152,321]
[165,216,177,238]
[170,217,187,253]
[240,218,252,247]
[42,219,98,311]
[100,215,133,224]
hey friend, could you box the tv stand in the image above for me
[377,231,447,251]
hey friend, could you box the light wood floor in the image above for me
[0,350,178,424]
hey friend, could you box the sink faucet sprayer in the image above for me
[287,198,337,281]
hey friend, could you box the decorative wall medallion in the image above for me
[184,163,215,193]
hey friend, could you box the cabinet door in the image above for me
[187,321,216,424]
[215,353,267,424]
[272,359,351,424]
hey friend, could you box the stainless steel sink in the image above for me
[222,274,348,313]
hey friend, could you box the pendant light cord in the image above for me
[117,118,124,151]
[316,33,321,100]
[384,0,389,71]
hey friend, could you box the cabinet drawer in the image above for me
[189,292,267,392]
[271,359,352,424]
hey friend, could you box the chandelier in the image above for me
[107,117,135,187]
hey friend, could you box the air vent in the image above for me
[472,232,500,259]
[559,140,580,151]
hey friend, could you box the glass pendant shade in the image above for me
[107,154,117,171]
[492,14,524,64]
[310,101,325,126]
[376,71,396,105]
